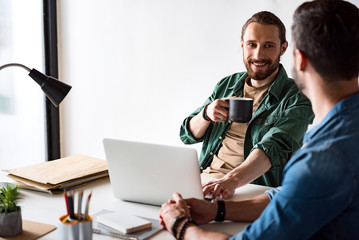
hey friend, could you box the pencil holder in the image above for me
[79,215,93,240]
[58,214,93,240]
[58,214,79,240]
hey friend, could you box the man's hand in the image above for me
[185,198,217,224]
[202,175,238,200]
[206,99,230,122]
[203,149,272,200]
[188,97,233,138]
[159,193,191,232]
[160,193,218,228]
[160,193,231,240]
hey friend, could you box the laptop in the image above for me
[103,138,204,206]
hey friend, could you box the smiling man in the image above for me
[180,11,314,198]
[161,1,359,239]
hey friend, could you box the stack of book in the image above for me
[92,209,162,240]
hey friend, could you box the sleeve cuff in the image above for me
[227,231,243,240]
[265,186,283,200]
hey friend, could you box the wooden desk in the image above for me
[2,175,271,239]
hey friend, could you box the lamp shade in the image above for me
[0,63,72,107]
[29,68,72,107]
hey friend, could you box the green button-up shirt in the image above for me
[180,65,314,187]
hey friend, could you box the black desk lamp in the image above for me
[0,63,72,107]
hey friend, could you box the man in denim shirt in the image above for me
[160,1,359,239]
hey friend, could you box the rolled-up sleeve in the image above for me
[265,186,282,200]
[179,108,203,144]
[253,92,314,168]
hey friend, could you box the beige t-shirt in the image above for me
[202,77,272,178]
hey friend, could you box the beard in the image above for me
[244,54,281,81]
[291,59,305,94]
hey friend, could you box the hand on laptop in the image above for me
[202,176,237,200]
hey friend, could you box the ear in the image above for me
[280,41,288,56]
[295,49,307,71]
[240,38,244,49]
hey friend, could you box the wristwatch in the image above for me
[215,200,225,222]
[202,103,212,122]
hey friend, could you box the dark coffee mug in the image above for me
[228,98,253,123]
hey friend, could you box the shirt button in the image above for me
[200,167,203,170]
[228,120,232,123]
[219,136,222,140]
[210,152,214,155]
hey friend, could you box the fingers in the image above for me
[173,193,186,209]
[202,184,210,196]
[221,189,231,199]
[203,184,221,200]
[173,192,183,202]
[207,100,229,122]
[202,183,215,197]
[159,216,166,229]
[212,183,224,199]
[202,180,214,188]
[159,194,188,231]
[167,199,176,204]
[203,181,230,200]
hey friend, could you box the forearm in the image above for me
[182,194,270,239]
[225,149,271,188]
[184,224,230,240]
[225,193,270,222]
[188,109,211,139]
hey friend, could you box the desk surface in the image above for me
[1,174,271,239]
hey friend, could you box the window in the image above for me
[0,0,56,169]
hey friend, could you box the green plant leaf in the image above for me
[0,184,21,213]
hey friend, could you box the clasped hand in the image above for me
[159,192,216,232]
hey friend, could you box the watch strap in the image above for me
[202,103,212,122]
[215,200,225,222]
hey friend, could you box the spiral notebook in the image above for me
[92,209,161,240]
[96,212,152,234]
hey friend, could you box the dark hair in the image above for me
[292,0,359,82]
[241,11,286,45]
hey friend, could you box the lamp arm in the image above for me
[0,63,31,72]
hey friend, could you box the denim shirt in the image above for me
[180,65,314,187]
[230,93,359,240]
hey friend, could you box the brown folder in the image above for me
[3,154,108,194]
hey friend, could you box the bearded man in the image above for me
[180,11,314,199]
[162,1,359,239]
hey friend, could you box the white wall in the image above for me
[57,0,358,160]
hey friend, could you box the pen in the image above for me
[84,191,92,220]
[67,191,76,220]
[77,190,83,220]
[64,191,69,216]
[61,215,70,223]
